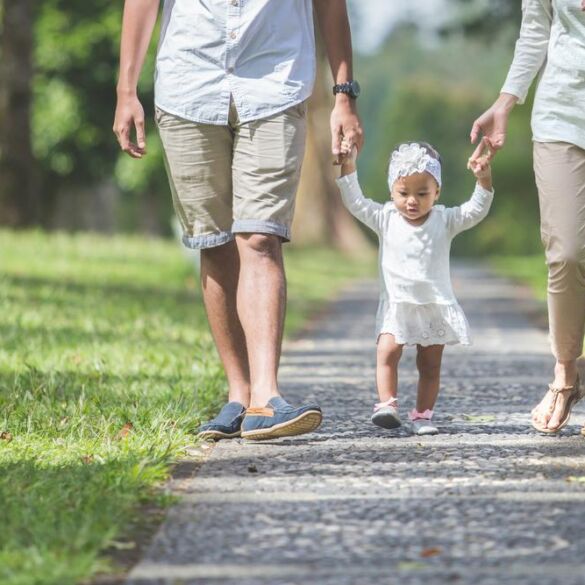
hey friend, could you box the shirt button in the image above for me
[227,67,234,74]
[230,31,237,39]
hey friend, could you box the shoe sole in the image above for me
[241,410,323,441]
[414,427,439,436]
[371,411,401,430]
[198,430,241,441]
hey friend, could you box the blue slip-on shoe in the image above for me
[240,396,322,441]
[197,401,246,441]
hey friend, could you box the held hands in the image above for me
[467,137,494,190]
[338,138,358,176]
[331,96,363,165]
[470,93,517,151]
[113,92,147,159]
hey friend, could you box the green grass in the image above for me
[0,230,375,585]
[491,255,547,300]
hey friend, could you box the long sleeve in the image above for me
[501,0,552,104]
[445,184,494,237]
[336,171,386,234]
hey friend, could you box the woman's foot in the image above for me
[531,362,580,432]
[371,397,402,429]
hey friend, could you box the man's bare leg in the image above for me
[201,241,251,407]
[235,233,285,408]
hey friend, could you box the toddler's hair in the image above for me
[390,141,442,165]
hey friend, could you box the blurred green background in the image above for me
[0,2,550,584]
[0,0,539,256]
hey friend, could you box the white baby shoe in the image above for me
[409,409,439,436]
[371,397,401,429]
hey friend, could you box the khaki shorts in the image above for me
[155,100,307,249]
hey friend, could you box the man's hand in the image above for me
[470,93,517,151]
[582,0,585,11]
[331,96,363,164]
[113,92,147,159]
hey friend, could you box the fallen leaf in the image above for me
[115,422,134,440]
[566,476,585,483]
[461,414,496,423]
[420,547,442,558]
[0,431,13,442]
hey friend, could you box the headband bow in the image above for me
[388,143,442,190]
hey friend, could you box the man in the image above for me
[114,0,363,441]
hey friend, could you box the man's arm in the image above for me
[113,0,160,159]
[313,0,364,159]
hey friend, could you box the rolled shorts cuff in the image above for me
[231,220,291,242]
[182,230,234,250]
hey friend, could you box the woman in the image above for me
[470,0,585,433]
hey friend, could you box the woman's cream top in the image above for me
[501,0,585,150]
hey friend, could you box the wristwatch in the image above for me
[333,80,361,99]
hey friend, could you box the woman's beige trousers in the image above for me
[534,141,585,361]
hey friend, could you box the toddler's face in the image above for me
[391,172,440,225]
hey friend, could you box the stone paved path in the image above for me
[127,264,585,585]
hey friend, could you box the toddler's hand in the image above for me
[467,137,494,189]
[333,138,357,166]
[337,138,358,176]
[340,138,357,163]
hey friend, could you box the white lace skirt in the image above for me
[377,301,471,346]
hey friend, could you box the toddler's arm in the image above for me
[336,144,385,234]
[447,140,495,235]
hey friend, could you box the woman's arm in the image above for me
[113,0,160,158]
[470,0,552,149]
[500,0,552,104]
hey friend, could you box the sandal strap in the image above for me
[548,383,578,395]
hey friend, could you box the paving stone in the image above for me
[126,264,585,585]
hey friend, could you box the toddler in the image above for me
[336,139,494,435]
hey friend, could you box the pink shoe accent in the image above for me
[374,397,399,412]
[409,409,434,422]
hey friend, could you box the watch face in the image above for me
[350,80,361,98]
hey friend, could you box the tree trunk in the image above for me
[0,0,39,227]
[292,34,371,255]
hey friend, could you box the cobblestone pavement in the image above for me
[127,264,585,585]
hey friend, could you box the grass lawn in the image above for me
[491,255,547,300]
[0,230,375,585]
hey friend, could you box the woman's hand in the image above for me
[470,93,518,150]
[467,137,494,191]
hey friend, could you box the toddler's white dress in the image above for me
[337,172,494,346]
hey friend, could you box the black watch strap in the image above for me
[333,80,360,99]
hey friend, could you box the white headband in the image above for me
[388,143,442,191]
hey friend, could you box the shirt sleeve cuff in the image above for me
[336,170,359,188]
[474,183,495,199]
[501,83,528,105]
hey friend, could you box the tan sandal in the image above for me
[531,375,582,434]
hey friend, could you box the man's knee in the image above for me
[237,233,282,259]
